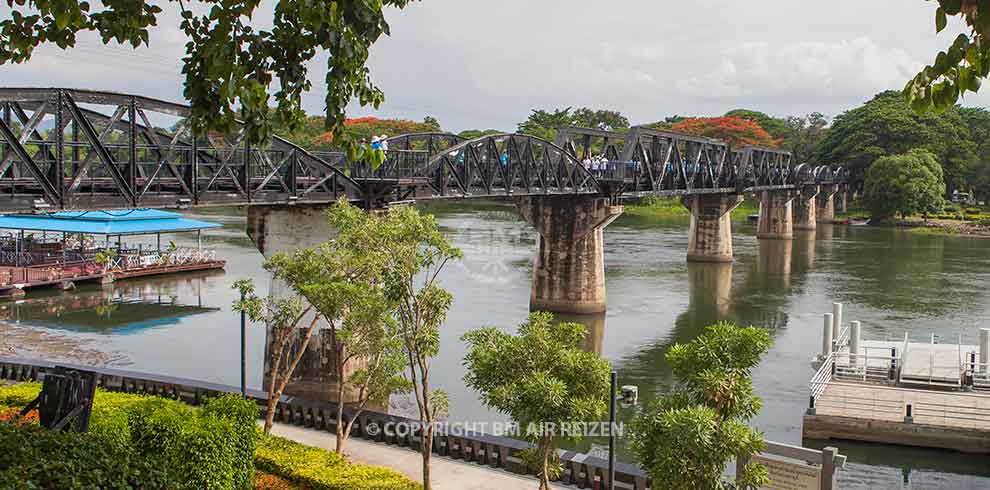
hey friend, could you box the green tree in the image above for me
[457,129,504,140]
[724,109,789,140]
[233,280,316,436]
[378,204,462,490]
[518,107,630,142]
[782,112,829,164]
[630,322,772,490]
[0,1,411,147]
[864,149,946,222]
[462,312,611,490]
[815,90,976,190]
[904,1,989,113]
[958,107,990,201]
[262,199,411,454]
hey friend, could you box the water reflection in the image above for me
[554,312,606,355]
[0,272,221,334]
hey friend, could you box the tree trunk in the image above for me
[335,381,346,454]
[422,426,433,490]
[539,435,552,490]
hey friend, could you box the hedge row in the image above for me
[0,419,171,489]
[0,383,257,490]
[255,435,421,490]
[0,382,420,490]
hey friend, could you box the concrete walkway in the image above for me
[270,422,563,490]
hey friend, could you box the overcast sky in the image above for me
[3,1,988,131]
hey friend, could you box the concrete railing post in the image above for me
[980,328,989,374]
[831,303,843,343]
[821,446,838,490]
[850,320,861,367]
[822,313,834,358]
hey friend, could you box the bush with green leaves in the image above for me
[630,322,773,490]
[255,435,421,490]
[865,149,946,221]
[0,383,258,490]
[462,312,611,490]
[0,420,170,489]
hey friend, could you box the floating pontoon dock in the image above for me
[803,304,990,453]
[0,209,224,295]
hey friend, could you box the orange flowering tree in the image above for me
[671,116,780,148]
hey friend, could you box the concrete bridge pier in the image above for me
[836,184,848,214]
[515,195,623,314]
[681,193,743,262]
[793,185,820,231]
[757,190,796,240]
[246,204,363,403]
[818,184,838,222]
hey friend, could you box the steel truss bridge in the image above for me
[0,88,848,212]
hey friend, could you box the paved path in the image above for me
[269,422,563,490]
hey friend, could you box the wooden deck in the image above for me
[805,381,990,453]
[0,260,225,294]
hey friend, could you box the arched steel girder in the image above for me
[421,133,601,197]
[0,87,363,211]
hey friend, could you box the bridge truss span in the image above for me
[0,87,849,212]
[0,87,363,212]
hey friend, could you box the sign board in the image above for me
[751,454,822,490]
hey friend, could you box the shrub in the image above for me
[255,435,421,490]
[255,471,298,490]
[0,421,170,489]
[966,207,982,215]
[0,383,258,490]
[0,381,41,408]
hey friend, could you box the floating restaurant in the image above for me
[0,209,224,295]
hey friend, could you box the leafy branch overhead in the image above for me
[905,0,989,113]
[0,0,413,146]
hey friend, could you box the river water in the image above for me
[1,201,989,489]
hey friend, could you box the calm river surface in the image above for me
[2,201,989,489]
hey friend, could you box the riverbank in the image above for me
[623,196,760,221]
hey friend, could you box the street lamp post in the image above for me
[608,371,638,490]
[240,289,246,397]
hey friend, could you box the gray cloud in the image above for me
[3,0,988,133]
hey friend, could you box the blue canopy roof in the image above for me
[0,209,223,235]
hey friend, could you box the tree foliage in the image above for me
[0,0,412,147]
[457,129,504,140]
[373,203,462,490]
[904,0,989,113]
[274,115,442,151]
[262,199,411,454]
[462,312,611,490]
[630,322,772,490]
[724,109,789,140]
[517,107,630,142]
[864,149,946,221]
[781,112,829,164]
[232,279,313,436]
[671,116,779,148]
[816,91,976,189]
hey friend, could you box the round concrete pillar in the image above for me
[516,195,623,314]
[794,186,820,231]
[683,194,743,262]
[757,190,795,240]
